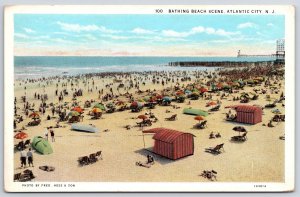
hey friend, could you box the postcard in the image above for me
[4,5,295,192]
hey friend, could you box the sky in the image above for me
[14,14,285,56]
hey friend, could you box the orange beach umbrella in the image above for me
[194,116,205,122]
[72,106,83,113]
[137,115,148,120]
[14,131,28,140]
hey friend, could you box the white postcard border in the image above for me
[4,5,295,192]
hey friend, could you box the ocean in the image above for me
[14,56,276,80]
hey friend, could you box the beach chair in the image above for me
[135,161,151,168]
[209,105,220,112]
[39,166,55,172]
[231,132,248,142]
[251,95,259,100]
[279,135,285,140]
[89,153,98,163]
[15,141,24,151]
[194,121,207,129]
[24,139,31,148]
[279,115,285,121]
[272,115,280,122]
[200,170,217,181]
[95,151,103,160]
[19,170,35,182]
[78,156,90,166]
[165,114,177,121]
[14,173,21,181]
[205,143,224,155]
[265,103,276,108]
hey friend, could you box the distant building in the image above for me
[276,39,285,63]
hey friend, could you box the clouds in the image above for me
[14,14,284,56]
[131,28,154,34]
[56,21,120,33]
[237,22,257,29]
[23,28,35,34]
[162,26,240,38]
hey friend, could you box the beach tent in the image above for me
[71,123,99,133]
[183,108,208,117]
[143,128,195,160]
[226,105,262,125]
[32,136,53,155]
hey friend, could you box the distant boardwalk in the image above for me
[168,61,275,67]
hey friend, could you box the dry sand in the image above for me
[13,72,285,182]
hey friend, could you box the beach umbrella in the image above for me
[185,90,192,95]
[199,87,208,93]
[217,83,223,89]
[106,102,115,109]
[143,96,150,102]
[163,97,172,102]
[92,108,102,113]
[137,115,148,120]
[72,106,83,113]
[178,95,186,99]
[131,101,142,108]
[176,90,184,96]
[223,85,231,90]
[232,126,247,135]
[156,95,163,100]
[93,103,106,110]
[232,82,240,87]
[138,98,145,102]
[14,131,28,140]
[191,92,199,96]
[29,112,40,119]
[115,100,125,106]
[68,111,80,117]
[149,97,156,103]
[194,116,205,122]
[207,101,217,106]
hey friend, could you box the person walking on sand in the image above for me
[44,127,49,141]
[27,148,34,167]
[20,149,27,168]
[50,129,55,142]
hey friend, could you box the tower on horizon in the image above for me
[276,39,285,63]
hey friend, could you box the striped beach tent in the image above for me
[144,128,195,160]
[226,105,262,125]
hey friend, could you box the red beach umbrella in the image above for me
[72,106,83,113]
[156,95,163,100]
[29,112,40,119]
[194,116,205,122]
[14,131,28,140]
[217,83,223,89]
[115,100,125,106]
[176,90,184,95]
[199,87,208,93]
[207,101,217,106]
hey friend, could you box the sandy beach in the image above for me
[13,66,285,182]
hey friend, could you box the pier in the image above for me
[168,61,274,68]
